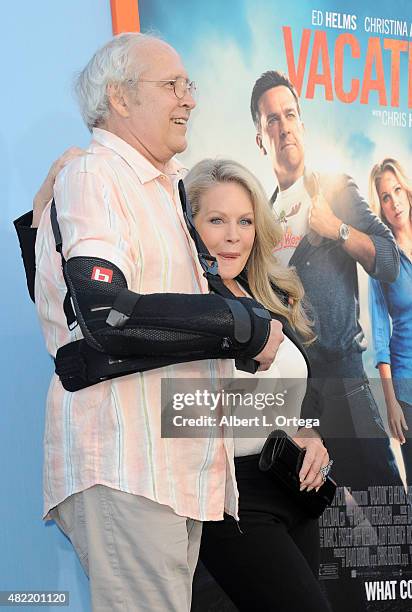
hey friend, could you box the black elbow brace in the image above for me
[64,256,271,361]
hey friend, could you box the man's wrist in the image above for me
[325,217,341,241]
[337,222,350,243]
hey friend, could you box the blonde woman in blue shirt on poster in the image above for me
[369,158,412,484]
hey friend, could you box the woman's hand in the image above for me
[293,429,330,492]
[377,364,408,445]
[386,399,408,444]
[32,147,86,227]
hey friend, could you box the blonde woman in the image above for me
[369,158,412,482]
[185,158,331,612]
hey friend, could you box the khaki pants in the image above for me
[51,485,202,612]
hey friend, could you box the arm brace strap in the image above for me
[63,255,271,361]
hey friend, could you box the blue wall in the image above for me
[1,3,112,609]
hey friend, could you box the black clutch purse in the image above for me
[258,429,336,519]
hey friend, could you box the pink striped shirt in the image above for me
[35,128,238,521]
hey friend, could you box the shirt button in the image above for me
[306,261,310,266]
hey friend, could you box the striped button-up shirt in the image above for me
[35,128,238,521]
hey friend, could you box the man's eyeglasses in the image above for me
[137,77,197,99]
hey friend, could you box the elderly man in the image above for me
[15,34,286,611]
[250,70,403,490]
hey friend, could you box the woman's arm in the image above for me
[369,278,407,443]
[277,324,329,492]
[32,147,86,227]
[369,277,391,365]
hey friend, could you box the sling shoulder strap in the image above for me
[50,199,78,330]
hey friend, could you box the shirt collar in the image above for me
[92,127,187,183]
[278,174,305,200]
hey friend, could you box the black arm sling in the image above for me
[52,180,272,391]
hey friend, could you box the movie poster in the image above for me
[138,1,412,610]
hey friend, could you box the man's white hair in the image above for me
[74,32,163,132]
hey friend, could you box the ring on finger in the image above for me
[319,459,333,482]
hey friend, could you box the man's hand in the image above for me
[306,175,377,271]
[308,190,341,240]
[293,428,330,492]
[32,147,86,227]
[253,319,284,371]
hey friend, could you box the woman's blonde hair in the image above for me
[184,158,313,340]
[369,158,412,228]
